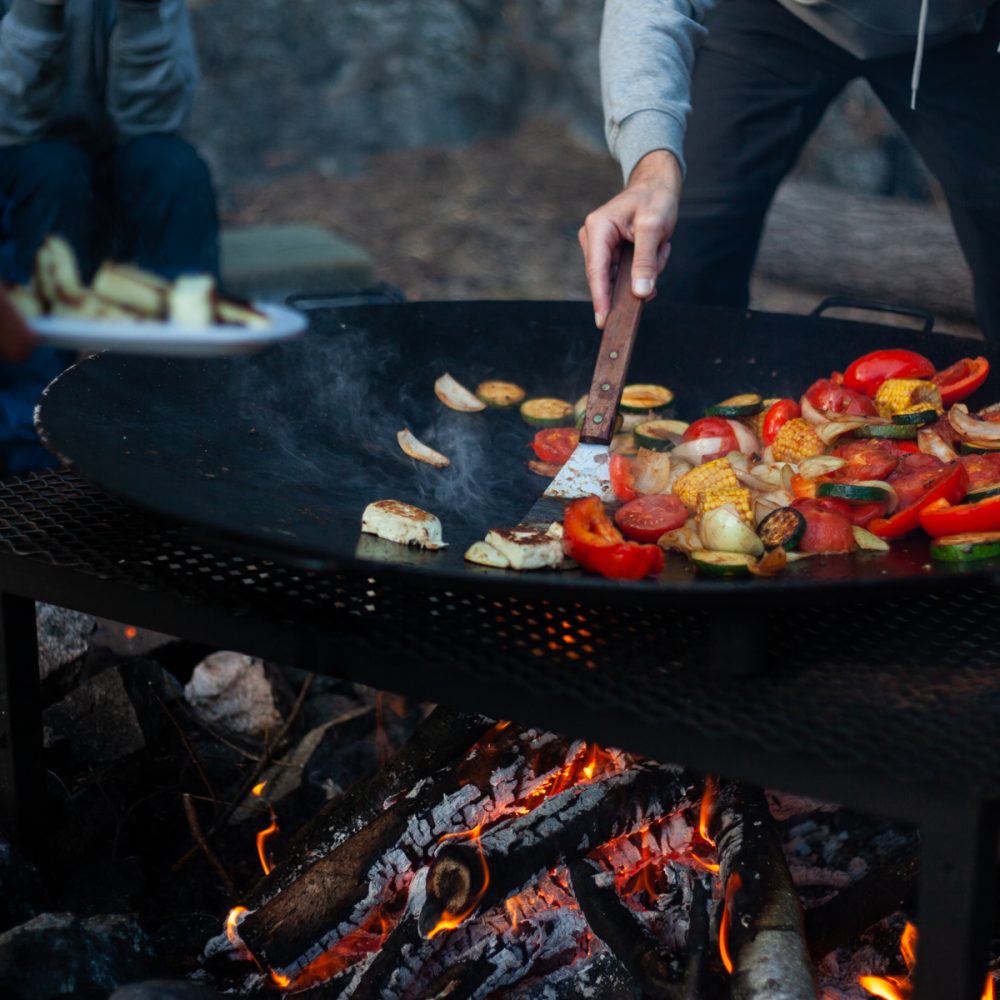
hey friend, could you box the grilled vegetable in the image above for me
[397,428,450,468]
[892,406,939,426]
[948,404,1000,443]
[874,379,942,419]
[614,494,688,542]
[967,484,1000,503]
[918,493,1000,537]
[817,481,895,506]
[931,357,989,407]
[690,550,754,576]
[520,397,574,427]
[852,526,890,552]
[633,419,689,451]
[706,393,763,418]
[699,506,764,556]
[855,423,919,440]
[563,497,664,580]
[758,507,806,551]
[843,349,935,396]
[673,457,739,511]
[930,531,1000,562]
[696,486,754,526]
[361,500,446,549]
[476,380,525,408]
[770,418,826,463]
[760,398,801,445]
[435,372,487,412]
[620,384,674,413]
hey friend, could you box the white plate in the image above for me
[29,301,308,356]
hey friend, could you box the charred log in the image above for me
[568,856,687,1000]
[710,782,817,1000]
[417,765,695,937]
[804,848,919,961]
[247,706,495,903]
[683,876,717,1000]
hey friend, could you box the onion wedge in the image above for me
[435,372,486,412]
[633,448,673,495]
[917,428,958,462]
[671,437,726,465]
[397,428,450,468]
[949,403,1000,442]
[726,418,761,456]
[797,455,847,479]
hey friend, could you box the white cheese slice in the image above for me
[361,500,446,550]
[463,540,510,568]
[484,527,563,571]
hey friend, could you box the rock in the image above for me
[110,979,221,999]
[0,838,42,931]
[90,620,175,659]
[36,603,95,681]
[184,652,283,740]
[0,913,155,999]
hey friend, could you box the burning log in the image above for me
[248,706,496,902]
[417,764,695,937]
[709,781,817,1000]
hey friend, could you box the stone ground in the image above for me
[225,116,979,338]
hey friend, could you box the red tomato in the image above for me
[931,356,990,407]
[887,453,947,510]
[849,501,886,528]
[532,427,579,465]
[563,497,664,579]
[830,439,899,483]
[609,453,638,502]
[842,348,935,396]
[803,378,878,417]
[927,413,961,447]
[681,417,739,462]
[918,494,1000,537]
[614,494,688,543]
[791,498,856,553]
[960,454,1000,493]
[870,461,967,538]
[761,399,801,446]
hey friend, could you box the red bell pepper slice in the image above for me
[931,356,990,407]
[563,497,664,580]
[843,348,935,396]
[869,461,968,539]
[609,453,638,502]
[918,494,1000,538]
[761,399,801,446]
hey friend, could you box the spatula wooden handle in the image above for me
[579,242,644,446]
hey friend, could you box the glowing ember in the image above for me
[719,871,742,975]
[859,922,995,1000]
[252,782,279,876]
[427,823,490,938]
[520,743,619,810]
[123,625,137,639]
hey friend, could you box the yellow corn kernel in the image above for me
[697,486,754,525]
[770,417,825,463]
[673,457,739,511]
[874,379,943,418]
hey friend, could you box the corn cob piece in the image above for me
[673,457,738,511]
[696,486,754,526]
[771,417,826,463]
[874,379,943,418]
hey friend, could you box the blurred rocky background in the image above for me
[186,0,976,335]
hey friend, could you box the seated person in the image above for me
[0,0,219,475]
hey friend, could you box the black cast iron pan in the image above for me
[35,299,1000,608]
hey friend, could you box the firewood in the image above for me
[417,765,695,937]
[804,848,919,961]
[709,781,817,1000]
[247,706,496,903]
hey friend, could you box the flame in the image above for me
[225,906,248,947]
[426,823,490,939]
[698,775,717,848]
[252,782,279,876]
[689,852,721,874]
[719,871,742,975]
[860,922,995,1000]
[520,743,617,811]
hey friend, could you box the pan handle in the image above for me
[810,296,935,334]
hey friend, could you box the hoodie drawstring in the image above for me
[910,0,931,109]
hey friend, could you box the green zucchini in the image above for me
[757,507,806,551]
[690,550,754,576]
[519,397,574,427]
[855,423,919,440]
[705,393,764,418]
[930,531,1000,562]
[816,481,894,504]
[891,408,939,426]
[633,418,689,452]
[620,384,674,413]
[476,380,525,408]
[967,483,1000,503]
[960,440,1000,455]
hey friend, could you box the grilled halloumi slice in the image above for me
[215,295,270,330]
[7,285,42,319]
[483,527,563,571]
[169,275,216,329]
[361,500,446,550]
[464,540,510,568]
[34,235,83,308]
[92,262,169,318]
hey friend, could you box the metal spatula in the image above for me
[522,243,644,526]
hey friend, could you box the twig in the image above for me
[183,793,239,898]
[155,691,217,802]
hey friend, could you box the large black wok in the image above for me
[36,299,1000,607]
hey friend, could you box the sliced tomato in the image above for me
[842,348,935,396]
[830,439,899,482]
[790,498,856,553]
[870,461,967,538]
[609,453,638,502]
[960,453,1000,493]
[614,494,688,543]
[790,473,820,500]
[680,417,739,462]
[803,378,878,417]
[892,440,921,454]
[918,494,1000,538]
[531,427,580,465]
[761,399,801,446]
[931,356,989,407]
[849,501,886,528]
[563,497,664,579]
[887,453,947,510]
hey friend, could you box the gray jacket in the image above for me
[602,0,995,184]
[0,0,199,148]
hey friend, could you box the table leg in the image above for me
[913,796,998,1000]
[0,593,42,845]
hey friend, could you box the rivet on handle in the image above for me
[609,351,619,360]
[592,414,604,424]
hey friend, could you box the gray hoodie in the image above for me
[601,0,996,184]
[0,0,199,149]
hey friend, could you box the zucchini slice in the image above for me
[817,481,893,504]
[757,507,806,551]
[633,418,689,452]
[892,406,939,426]
[690,550,754,576]
[855,423,919,440]
[930,531,1000,562]
[519,397,574,427]
[967,483,1000,503]
[620,384,674,413]
[960,439,1000,455]
[706,393,764,418]
[476,380,526,408]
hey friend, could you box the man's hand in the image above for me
[0,290,37,363]
[578,150,682,328]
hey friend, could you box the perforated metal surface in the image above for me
[2,469,1000,798]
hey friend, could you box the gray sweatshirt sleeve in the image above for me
[107,0,199,138]
[600,0,716,183]
[0,0,68,144]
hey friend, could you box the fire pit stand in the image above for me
[0,468,998,1000]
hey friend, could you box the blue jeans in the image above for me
[0,133,219,475]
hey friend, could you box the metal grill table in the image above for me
[0,469,997,999]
